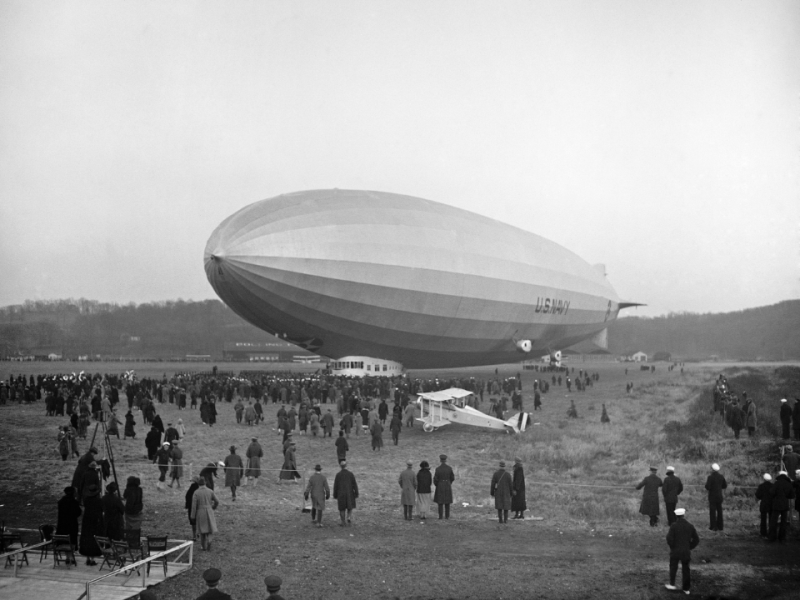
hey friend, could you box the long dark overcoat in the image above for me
[333,468,358,510]
[56,494,82,547]
[79,495,104,557]
[636,473,662,516]
[433,463,455,505]
[511,464,527,511]
[490,469,514,510]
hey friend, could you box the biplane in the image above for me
[416,388,530,434]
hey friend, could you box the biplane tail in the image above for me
[504,412,529,434]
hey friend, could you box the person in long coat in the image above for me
[122,476,143,536]
[185,477,200,540]
[191,479,219,551]
[309,411,321,436]
[370,420,384,451]
[154,442,171,488]
[665,508,700,594]
[416,461,432,520]
[743,395,757,436]
[511,458,527,519]
[80,461,102,503]
[169,440,183,488]
[705,463,727,531]
[79,484,104,565]
[56,486,82,549]
[124,411,136,439]
[490,461,514,524]
[399,460,417,520]
[245,438,263,485]
[321,409,335,437]
[71,447,99,497]
[224,446,245,501]
[279,442,300,483]
[101,482,125,541]
[636,466,663,526]
[333,460,358,526]
[433,454,455,520]
[390,414,402,445]
[144,427,161,460]
[304,464,331,527]
[335,430,349,464]
[662,466,684,525]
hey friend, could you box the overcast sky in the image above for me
[1,1,798,317]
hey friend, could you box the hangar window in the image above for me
[383,364,387,372]
[367,365,371,371]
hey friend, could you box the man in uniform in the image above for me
[782,445,799,481]
[333,460,358,527]
[768,470,795,543]
[434,454,455,520]
[264,575,286,600]
[755,473,773,538]
[245,437,263,486]
[705,463,727,531]
[195,567,231,600]
[662,466,684,525]
[304,464,330,527]
[635,466,662,526]
[665,508,699,595]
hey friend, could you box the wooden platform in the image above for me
[0,551,191,600]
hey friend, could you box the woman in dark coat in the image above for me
[510,458,527,519]
[101,482,125,541]
[56,486,82,549]
[199,462,219,490]
[79,484,104,565]
[185,477,200,540]
[123,476,143,536]
[124,411,136,439]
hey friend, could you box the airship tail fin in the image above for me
[618,301,645,310]
[590,328,608,350]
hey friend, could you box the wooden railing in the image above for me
[82,539,193,600]
[0,540,51,577]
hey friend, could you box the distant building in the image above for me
[652,351,671,362]
[631,351,648,362]
[223,340,320,362]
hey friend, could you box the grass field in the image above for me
[1,360,799,599]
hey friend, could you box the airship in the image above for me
[204,189,638,369]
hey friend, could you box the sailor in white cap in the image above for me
[662,466,684,525]
[704,463,727,532]
[665,507,699,594]
[154,441,171,489]
[755,473,774,537]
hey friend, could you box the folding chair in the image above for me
[51,534,76,569]
[2,533,28,568]
[95,536,124,571]
[145,536,168,577]
[111,540,130,570]
[123,529,145,563]
[38,524,55,563]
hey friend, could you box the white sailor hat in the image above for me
[674,508,686,516]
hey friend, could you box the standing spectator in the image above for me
[185,477,200,540]
[434,454,455,520]
[511,458,527,519]
[176,418,186,439]
[370,419,384,451]
[124,411,136,439]
[705,463,727,532]
[154,442,171,489]
[200,462,219,490]
[58,427,71,461]
[102,482,125,541]
[339,412,353,438]
[793,399,800,441]
[742,393,757,437]
[164,422,179,445]
[335,430,349,464]
[191,478,219,551]
[600,404,610,423]
[264,575,285,600]
[755,473,773,538]
[378,399,389,425]
[56,486,81,550]
[279,441,300,484]
[490,460,514,524]
[145,427,161,461]
[196,568,231,600]
[768,470,795,543]
[245,437,263,486]
[123,476,143,538]
[304,464,330,527]
[783,445,800,480]
[79,484,103,565]
[309,411,321,436]
[333,460,358,527]
[244,401,256,426]
[780,398,792,439]
[168,440,183,489]
[224,446,245,501]
[636,466,663,527]
[399,460,417,521]
[234,398,244,424]
[71,446,99,497]
[403,402,416,428]
[416,460,432,521]
[664,508,699,594]
[390,414,402,446]
[321,409,335,437]
[662,466,684,526]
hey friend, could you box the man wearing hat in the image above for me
[71,446,99,499]
[305,464,330,527]
[704,463,727,531]
[755,473,773,538]
[635,466,663,527]
[768,470,795,543]
[434,454,455,520]
[79,484,103,565]
[154,442,171,489]
[665,507,699,595]
[196,568,231,600]
[246,437,263,486]
[333,459,359,526]
[399,460,417,521]
[511,458,527,520]
[662,466,684,526]
[191,477,219,551]
[335,430,349,464]
[264,575,285,600]
[779,398,792,439]
[224,446,244,501]
[490,460,514,524]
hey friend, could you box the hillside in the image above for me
[607,299,800,360]
[1,298,798,361]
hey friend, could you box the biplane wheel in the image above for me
[422,423,435,433]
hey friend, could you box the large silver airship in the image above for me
[205,189,638,369]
